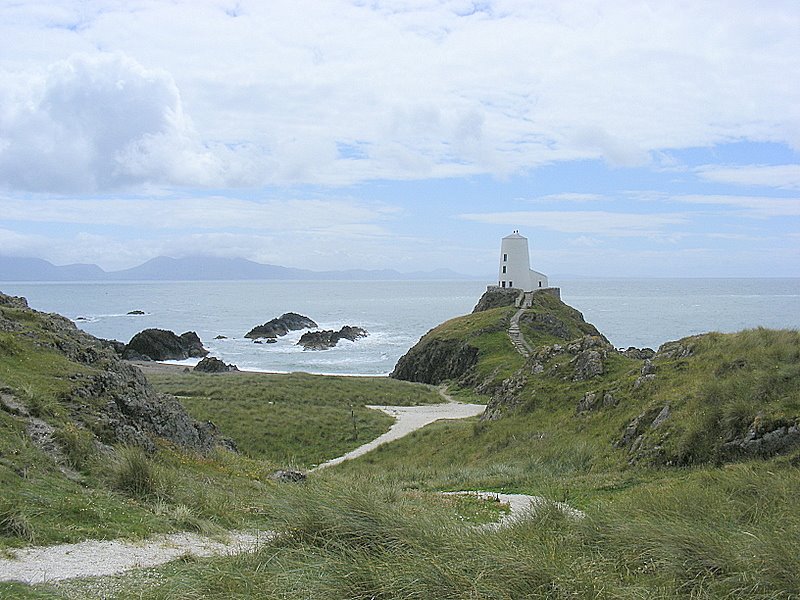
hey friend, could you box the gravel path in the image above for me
[442,491,585,529]
[1,397,585,586]
[0,530,270,585]
[313,401,486,470]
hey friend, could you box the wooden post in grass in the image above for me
[350,404,358,441]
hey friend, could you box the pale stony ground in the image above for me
[0,531,270,585]
[313,401,486,470]
[0,398,581,588]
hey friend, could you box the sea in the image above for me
[1,278,798,376]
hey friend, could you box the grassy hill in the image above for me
[2,288,800,598]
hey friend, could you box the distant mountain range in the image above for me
[0,256,482,282]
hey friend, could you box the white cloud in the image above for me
[672,194,800,217]
[531,193,606,203]
[696,164,800,190]
[459,210,687,237]
[0,196,398,232]
[0,53,248,192]
[0,2,798,189]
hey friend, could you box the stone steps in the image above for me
[508,308,533,358]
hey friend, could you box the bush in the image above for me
[111,446,173,500]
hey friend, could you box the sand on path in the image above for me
[313,401,486,470]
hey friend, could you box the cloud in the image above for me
[0,53,245,192]
[459,210,687,237]
[672,194,800,217]
[696,164,800,190]
[0,195,398,232]
[1,2,798,189]
[530,193,606,203]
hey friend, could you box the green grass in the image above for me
[147,371,442,467]
[33,463,800,599]
[3,293,800,598]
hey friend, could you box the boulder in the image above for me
[123,329,209,361]
[193,356,239,373]
[270,469,307,483]
[622,347,655,360]
[572,349,604,381]
[297,326,368,350]
[245,312,317,339]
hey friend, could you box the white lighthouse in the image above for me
[497,230,548,290]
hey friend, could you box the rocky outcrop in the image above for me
[122,329,208,361]
[482,372,528,420]
[0,292,232,455]
[576,390,618,414]
[245,313,317,339]
[391,338,479,384]
[569,336,613,381]
[194,356,239,373]
[622,347,655,360]
[297,326,368,350]
[472,288,520,312]
[721,417,800,460]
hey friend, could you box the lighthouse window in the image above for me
[502,266,506,273]
[503,253,507,262]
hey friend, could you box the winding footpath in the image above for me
[0,394,582,586]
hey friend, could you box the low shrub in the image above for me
[111,446,174,500]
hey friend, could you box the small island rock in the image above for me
[194,356,239,373]
[245,313,318,339]
[123,329,209,361]
[298,326,368,350]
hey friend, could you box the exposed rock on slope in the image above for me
[0,292,231,455]
[472,287,520,312]
[245,313,317,339]
[392,338,480,384]
[123,329,208,361]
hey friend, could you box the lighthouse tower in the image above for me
[497,230,548,290]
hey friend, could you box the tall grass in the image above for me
[109,446,174,501]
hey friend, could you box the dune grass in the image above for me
[147,371,442,467]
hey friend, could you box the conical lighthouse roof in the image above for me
[503,230,526,239]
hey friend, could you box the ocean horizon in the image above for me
[2,278,798,376]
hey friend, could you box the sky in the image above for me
[0,1,798,278]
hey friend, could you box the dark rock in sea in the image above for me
[297,326,368,350]
[214,335,227,339]
[127,310,146,315]
[194,356,239,373]
[245,312,317,339]
[123,329,209,361]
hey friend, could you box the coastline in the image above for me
[127,360,391,378]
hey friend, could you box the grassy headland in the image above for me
[2,289,799,598]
